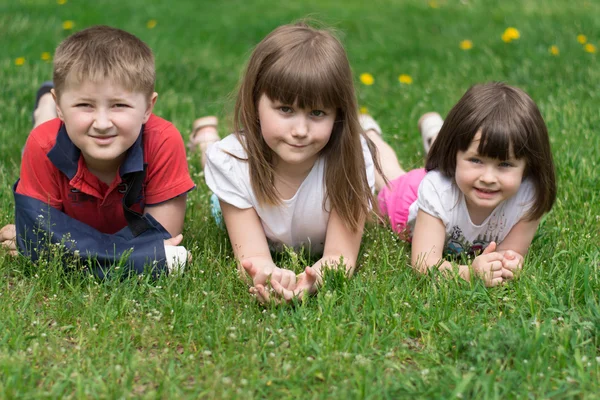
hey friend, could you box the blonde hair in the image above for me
[53,25,155,99]
[234,22,379,232]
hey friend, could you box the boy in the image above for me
[0,25,194,276]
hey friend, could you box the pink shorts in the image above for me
[377,168,427,233]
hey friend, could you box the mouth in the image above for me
[287,143,307,148]
[474,187,499,199]
[90,135,117,145]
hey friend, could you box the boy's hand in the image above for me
[164,234,183,247]
[472,241,504,287]
[501,250,523,280]
[0,224,17,256]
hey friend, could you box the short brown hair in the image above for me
[53,25,155,99]
[426,82,556,220]
[233,22,380,232]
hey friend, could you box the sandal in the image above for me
[188,115,219,155]
[358,114,383,136]
[418,112,443,155]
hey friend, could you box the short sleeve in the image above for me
[204,135,253,209]
[16,126,63,210]
[143,120,195,205]
[415,172,449,226]
[360,135,376,193]
[513,178,536,221]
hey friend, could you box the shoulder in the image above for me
[420,170,454,194]
[206,133,248,166]
[24,118,62,154]
[142,114,180,142]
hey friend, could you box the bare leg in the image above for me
[365,129,405,192]
[33,93,57,128]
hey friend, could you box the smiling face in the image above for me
[54,78,156,176]
[455,132,526,224]
[257,94,335,175]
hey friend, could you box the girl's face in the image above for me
[455,132,526,223]
[257,93,335,174]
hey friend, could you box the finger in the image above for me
[501,268,514,280]
[271,280,295,302]
[504,250,516,260]
[299,267,318,289]
[482,241,497,255]
[254,284,271,304]
[491,260,503,271]
[487,277,503,287]
[242,260,259,280]
[165,234,183,246]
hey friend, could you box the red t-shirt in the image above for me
[17,114,195,234]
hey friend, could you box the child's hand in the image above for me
[0,224,17,256]
[270,267,320,303]
[501,250,523,280]
[242,260,297,303]
[472,241,504,287]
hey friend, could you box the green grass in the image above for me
[1,0,599,398]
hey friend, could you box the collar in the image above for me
[47,124,145,179]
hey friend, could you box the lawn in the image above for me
[1,0,599,398]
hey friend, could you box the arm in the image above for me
[219,200,297,290]
[495,217,541,279]
[411,210,504,286]
[14,188,172,277]
[144,194,187,237]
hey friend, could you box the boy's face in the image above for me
[53,79,157,174]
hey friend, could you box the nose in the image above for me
[291,115,308,138]
[479,165,497,184]
[93,108,113,131]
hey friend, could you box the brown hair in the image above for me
[53,25,155,99]
[233,22,380,232]
[426,82,556,220]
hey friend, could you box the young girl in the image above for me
[190,22,381,302]
[365,82,556,286]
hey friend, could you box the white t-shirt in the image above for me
[204,134,375,254]
[407,170,535,256]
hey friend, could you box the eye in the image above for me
[114,103,130,108]
[278,106,293,113]
[468,157,482,164]
[499,161,513,168]
[76,103,92,108]
[310,109,327,117]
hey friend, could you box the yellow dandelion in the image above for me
[41,52,52,61]
[15,57,25,66]
[146,19,157,29]
[398,74,413,85]
[549,45,559,56]
[459,40,473,50]
[57,0,67,4]
[62,20,74,30]
[359,73,374,86]
[577,34,587,44]
[359,106,369,115]
[501,27,520,43]
[584,43,596,53]
[266,380,272,386]
[428,0,439,8]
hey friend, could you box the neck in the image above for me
[83,154,124,185]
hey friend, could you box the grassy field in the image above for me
[1,0,599,398]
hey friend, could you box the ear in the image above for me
[143,92,158,123]
[51,89,64,121]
